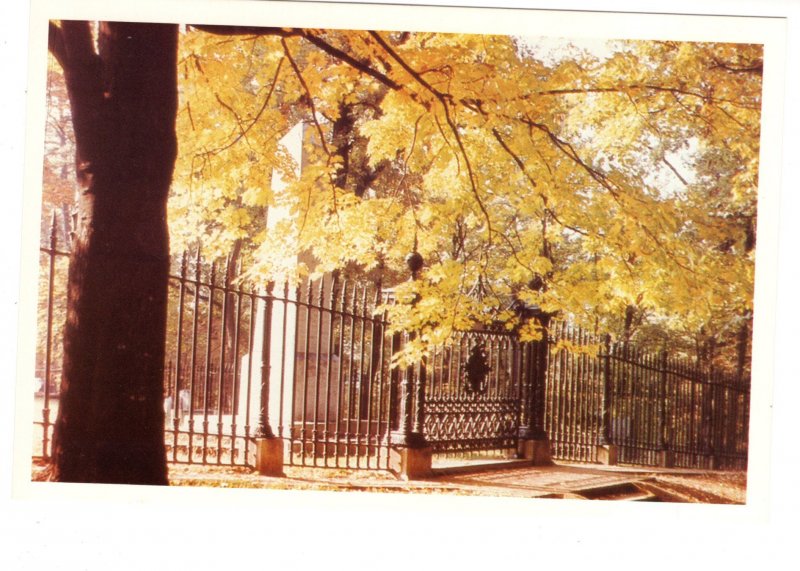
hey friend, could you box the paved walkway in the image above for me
[167,460,741,502]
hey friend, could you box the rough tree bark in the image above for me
[48,21,178,484]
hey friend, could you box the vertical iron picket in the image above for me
[229,267,243,465]
[299,280,313,465]
[333,281,348,467]
[323,276,337,466]
[356,286,369,468]
[243,283,256,464]
[345,283,358,467]
[41,213,58,459]
[289,285,303,466]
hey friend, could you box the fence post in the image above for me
[701,367,715,469]
[658,349,675,468]
[392,333,411,442]
[389,330,402,432]
[412,354,427,442]
[41,211,58,459]
[596,334,618,465]
[709,373,721,470]
[389,251,432,480]
[516,307,552,465]
[255,282,283,476]
[515,341,532,444]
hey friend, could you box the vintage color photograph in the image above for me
[10,0,798,569]
[29,11,765,503]
[29,3,769,500]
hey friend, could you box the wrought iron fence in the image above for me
[544,321,603,464]
[281,276,394,469]
[544,320,750,470]
[33,213,68,460]
[159,251,260,467]
[33,213,750,472]
[163,255,396,469]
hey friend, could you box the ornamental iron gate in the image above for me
[424,331,524,454]
[34,220,751,473]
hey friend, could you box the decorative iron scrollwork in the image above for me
[462,343,491,395]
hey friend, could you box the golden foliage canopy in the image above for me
[167,27,762,364]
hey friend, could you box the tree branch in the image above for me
[368,30,446,101]
[60,21,101,70]
[521,116,626,203]
[491,127,590,239]
[281,37,342,224]
[189,24,291,37]
[491,127,537,189]
[662,155,689,187]
[197,56,285,159]
[50,21,105,184]
[712,60,763,76]
[369,31,492,245]
[302,30,403,92]
[281,38,329,157]
[191,24,405,95]
[530,84,761,111]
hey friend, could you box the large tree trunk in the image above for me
[49,21,178,484]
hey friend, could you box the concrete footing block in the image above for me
[658,449,676,468]
[389,446,433,480]
[518,438,553,466]
[596,444,618,466]
[255,437,285,477]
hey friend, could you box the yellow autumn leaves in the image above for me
[167,28,761,368]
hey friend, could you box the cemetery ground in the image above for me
[31,457,746,503]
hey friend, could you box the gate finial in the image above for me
[463,342,491,395]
